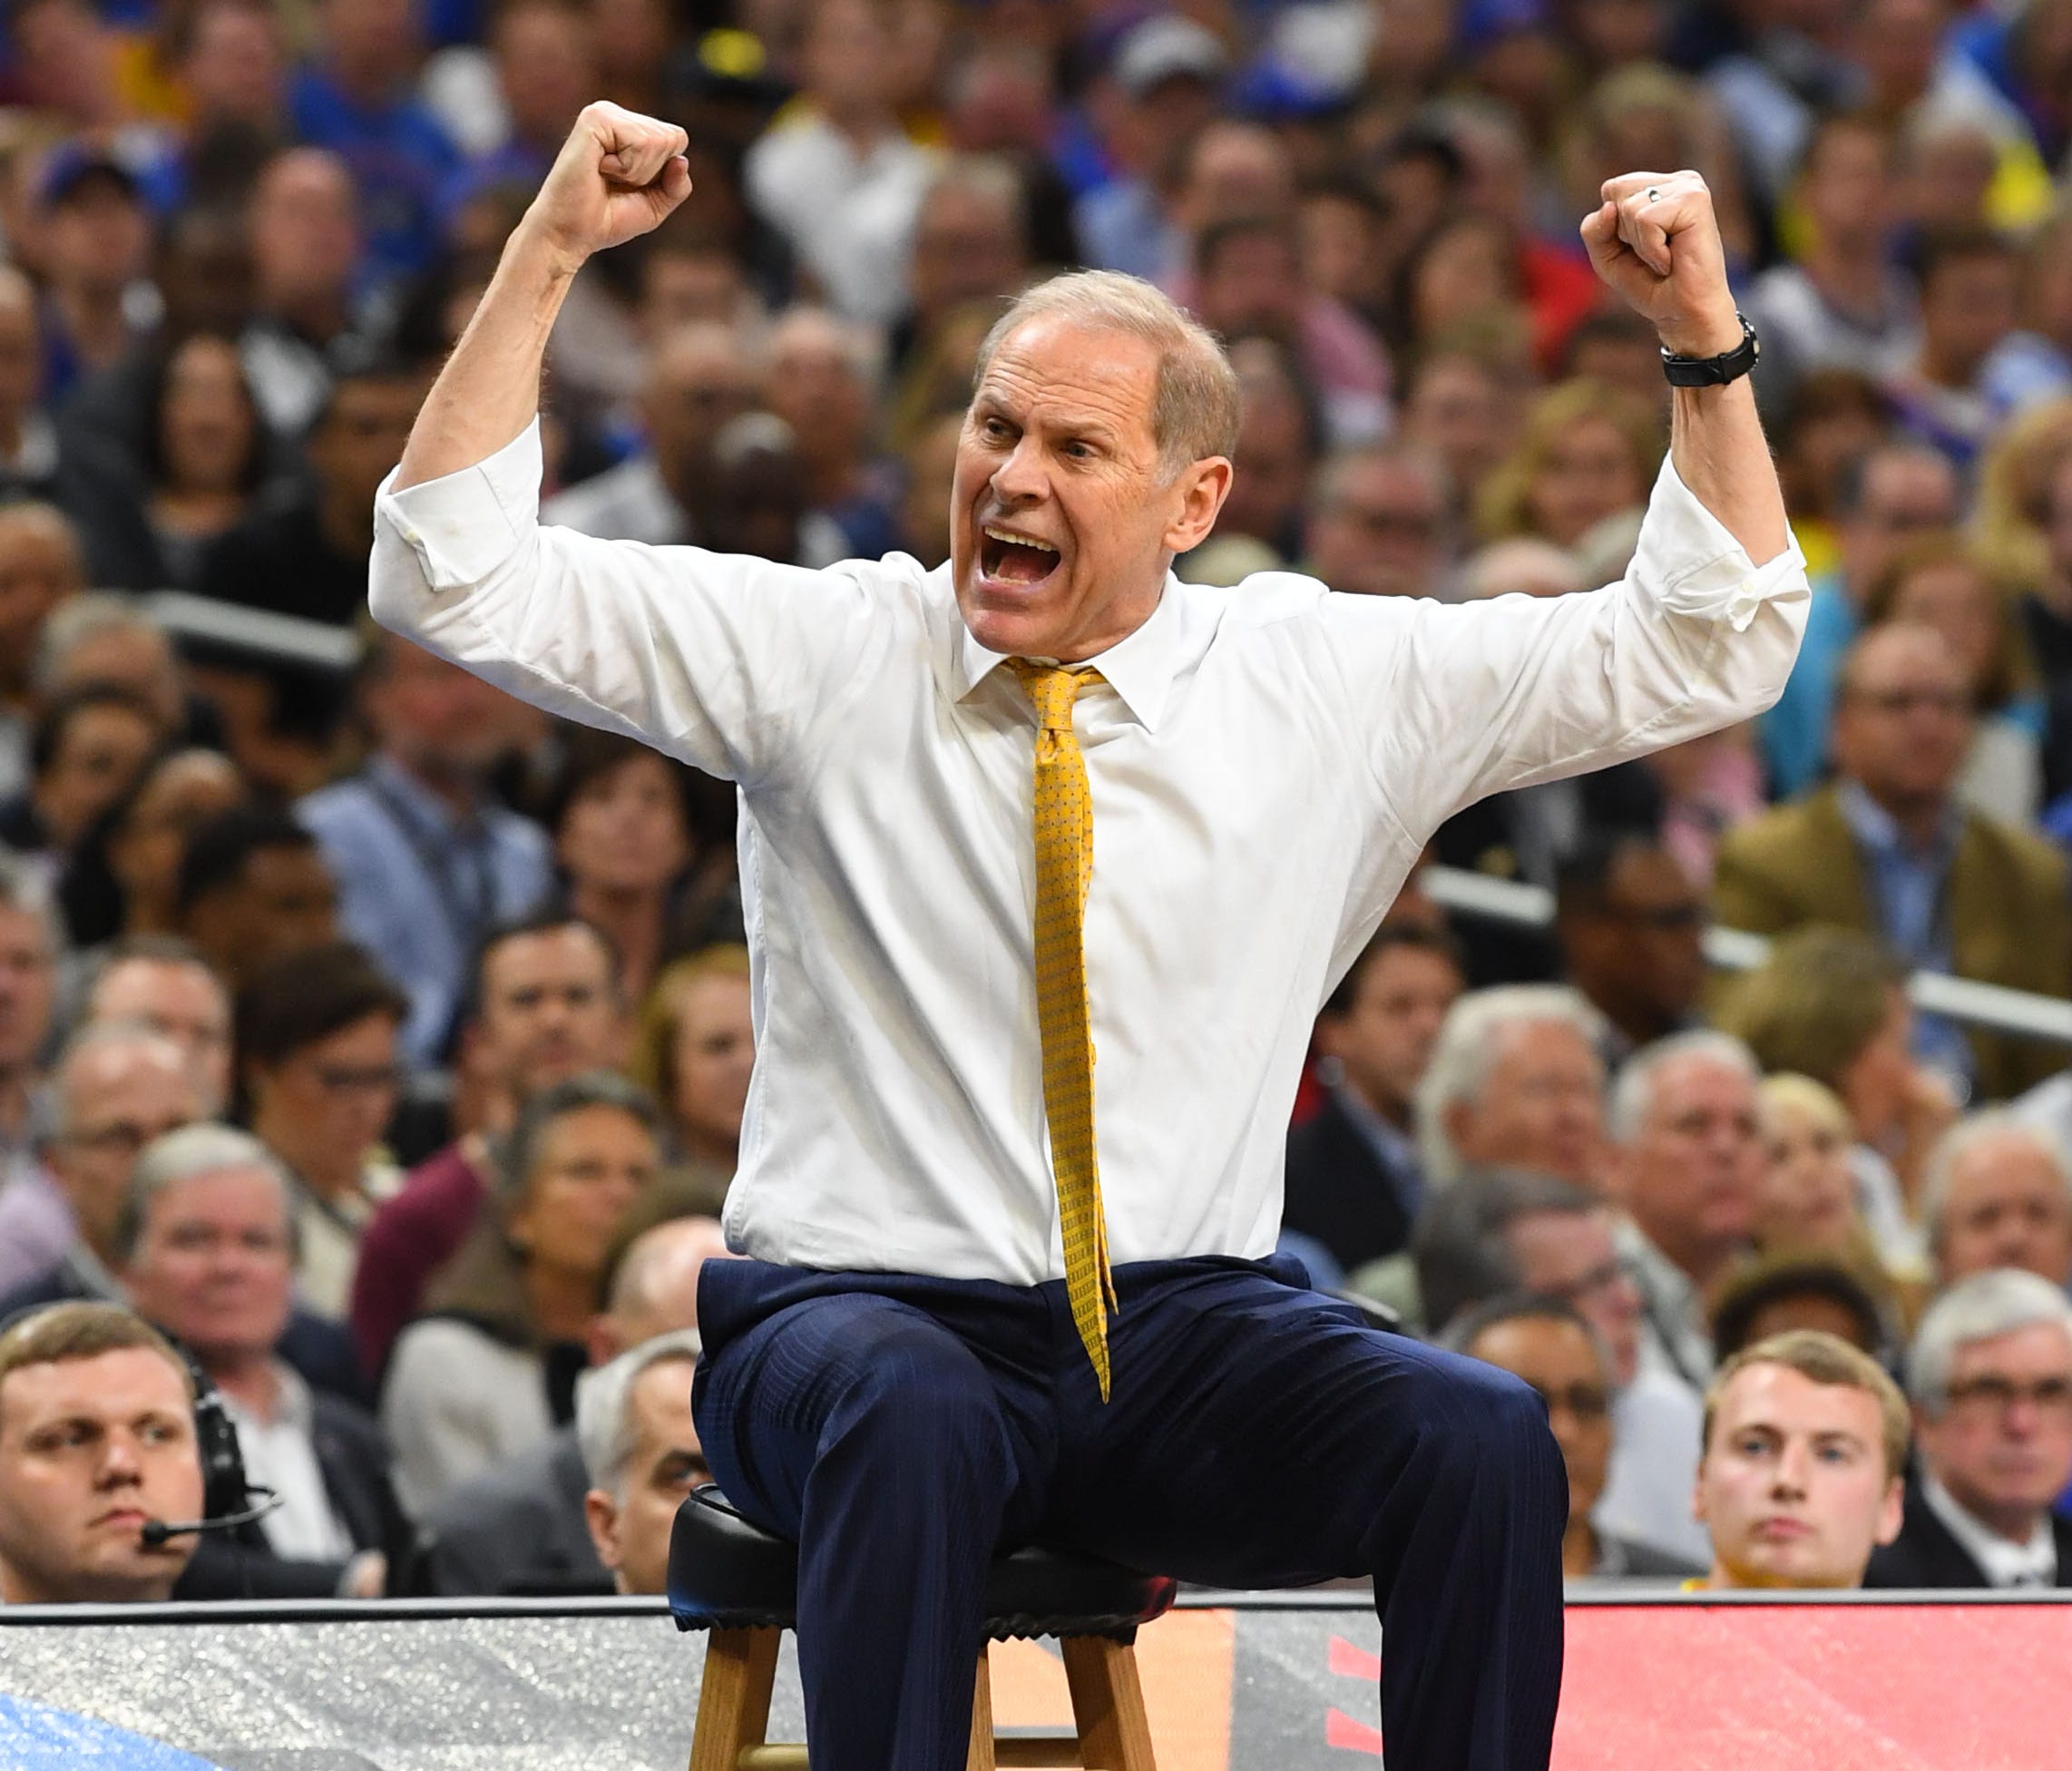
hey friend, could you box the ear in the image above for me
[1874,1474,1904,1548]
[1690,1461,1710,1526]
[584,1316,621,1368]
[1160,455,1234,557]
[584,1488,622,1572]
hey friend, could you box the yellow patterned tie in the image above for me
[1009,659,1119,1402]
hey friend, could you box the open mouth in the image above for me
[980,524,1061,587]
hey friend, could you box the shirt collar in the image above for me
[220,1360,314,1435]
[1837,778,1960,862]
[947,569,1184,734]
[1922,1471,2057,1587]
[370,753,480,839]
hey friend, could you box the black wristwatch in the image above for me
[1660,313,1761,387]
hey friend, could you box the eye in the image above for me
[980,416,1012,441]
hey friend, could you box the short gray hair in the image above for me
[973,269,1241,477]
[1607,1030,1761,1146]
[34,590,167,695]
[51,1021,191,1139]
[1413,985,1608,1189]
[1909,1268,2072,1414]
[1920,1110,2072,1253]
[575,1326,704,1501]
[113,1123,292,1266]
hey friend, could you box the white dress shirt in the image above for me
[1921,1472,2058,1587]
[370,420,1807,1287]
[220,1364,355,1563]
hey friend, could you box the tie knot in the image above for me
[1009,660,1103,732]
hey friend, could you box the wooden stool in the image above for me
[668,1487,1173,1770]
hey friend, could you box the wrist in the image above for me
[508,213,589,287]
[1658,306,1745,359]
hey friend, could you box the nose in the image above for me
[1771,1441,1812,1500]
[97,1431,143,1488]
[988,435,1049,506]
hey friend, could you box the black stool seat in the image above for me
[668,1486,1176,1641]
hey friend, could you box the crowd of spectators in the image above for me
[5,0,2072,1617]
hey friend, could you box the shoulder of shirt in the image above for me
[1178,565,1349,631]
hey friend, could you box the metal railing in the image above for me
[1422,865,2072,1050]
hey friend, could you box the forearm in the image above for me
[1666,373,1791,569]
[393,223,580,491]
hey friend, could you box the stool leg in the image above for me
[689,1626,781,1771]
[966,1646,997,1771]
[1060,1637,1156,1771]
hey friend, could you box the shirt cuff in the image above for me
[373,418,543,592]
[1632,453,1808,633]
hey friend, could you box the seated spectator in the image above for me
[31,594,191,744]
[0,1301,204,1604]
[239,942,408,1320]
[1606,1032,1766,1392]
[382,1074,660,1517]
[0,861,58,1196]
[241,148,373,437]
[1399,349,1513,530]
[1692,1330,1908,1590]
[1473,378,1661,553]
[196,353,426,627]
[763,307,902,562]
[424,1215,728,1596]
[1187,336,1319,573]
[1859,534,2043,825]
[1283,925,1462,1275]
[1709,1252,1892,1363]
[578,1326,707,1596]
[540,727,700,1006]
[542,322,763,546]
[1446,1294,1700,1583]
[0,685,162,870]
[691,412,847,568]
[34,145,156,404]
[1298,443,1452,602]
[57,747,247,952]
[1867,1269,2072,1588]
[0,1023,200,1304]
[0,503,83,801]
[118,1125,406,1597]
[1414,985,1608,1192]
[1769,369,1890,585]
[1717,929,1956,1273]
[300,628,552,1067]
[1921,1111,2072,1287]
[351,914,623,1379]
[172,806,339,992]
[1715,623,2071,1102]
[1552,837,1708,1067]
[894,156,1034,375]
[1410,1168,1708,1563]
[1883,226,2026,474]
[81,937,235,1115]
[628,946,755,1218]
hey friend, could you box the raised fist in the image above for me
[525,102,692,272]
[1579,171,1742,360]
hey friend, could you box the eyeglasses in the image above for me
[66,1117,191,1157]
[1538,1257,1637,1306]
[1528,1381,1611,1423]
[1944,1375,2072,1418]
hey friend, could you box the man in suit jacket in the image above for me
[1714,625,2070,1101]
[1284,924,1462,1274]
[1866,1268,2072,1589]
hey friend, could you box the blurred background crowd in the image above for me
[5,0,2072,1616]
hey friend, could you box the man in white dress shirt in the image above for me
[369,103,1807,1771]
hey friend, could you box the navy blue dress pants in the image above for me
[691,1252,1566,1771]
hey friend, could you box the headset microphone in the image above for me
[141,1488,283,1547]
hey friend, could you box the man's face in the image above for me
[1840,453,1958,596]
[1195,232,1304,343]
[643,333,761,490]
[0,1348,202,1603]
[510,1106,659,1281]
[123,1165,296,1364]
[1922,252,2020,381]
[1316,944,1461,1120]
[584,1355,708,1595]
[1831,627,1973,816]
[1507,1208,1644,1388]
[250,1012,400,1178]
[1218,363,1311,548]
[0,514,78,690]
[1696,1364,1902,1589]
[1304,457,1447,600]
[36,700,159,852]
[44,180,151,292]
[88,959,232,1115]
[1468,1316,1611,1530]
[309,377,420,535]
[1449,1020,1606,1189]
[475,926,620,1103]
[50,1046,201,1255]
[766,326,870,462]
[204,843,337,982]
[910,184,1027,325]
[1612,1053,1763,1270]
[1917,1325,2072,1531]
[1403,357,1509,498]
[1803,126,1891,245]
[668,972,756,1158]
[1937,1133,2072,1285]
[365,640,515,781]
[0,902,55,1076]
[1559,849,1706,1032]
[952,318,1229,662]
[183,0,285,125]
[494,2,596,146]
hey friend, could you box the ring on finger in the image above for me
[1644,185,1661,203]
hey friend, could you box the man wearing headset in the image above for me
[0,1300,202,1604]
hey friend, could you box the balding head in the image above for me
[593,1216,735,1359]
